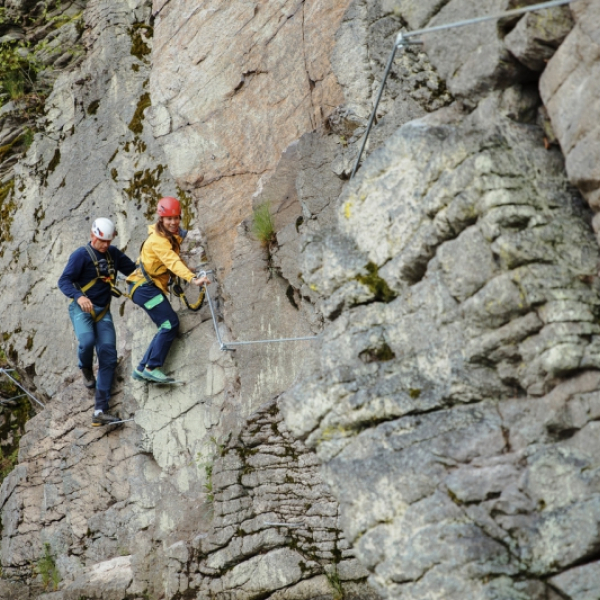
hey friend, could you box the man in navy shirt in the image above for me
[58,218,136,426]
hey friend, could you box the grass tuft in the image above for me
[324,566,344,600]
[251,201,276,247]
[2,71,25,100]
[37,543,60,591]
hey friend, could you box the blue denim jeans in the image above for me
[68,302,117,412]
[130,283,179,371]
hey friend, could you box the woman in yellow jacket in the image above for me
[127,196,210,383]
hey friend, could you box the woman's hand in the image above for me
[191,276,210,287]
[77,296,93,313]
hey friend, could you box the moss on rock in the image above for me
[129,23,153,61]
[124,165,164,219]
[0,179,16,251]
[128,92,151,135]
[177,186,195,229]
[355,262,397,303]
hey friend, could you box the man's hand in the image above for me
[191,276,210,287]
[77,296,93,313]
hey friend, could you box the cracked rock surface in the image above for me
[2,0,600,598]
[0,0,369,598]
[175,399,377,600]
[541,0,600,213]
[283,96,600,598]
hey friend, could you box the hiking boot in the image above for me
[141,368,174,383]
[132,368,145,381]
[82,367,96,389]
[92,411,120,427]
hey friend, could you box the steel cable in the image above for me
[351,0,580,178]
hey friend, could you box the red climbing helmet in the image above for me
[157,196,181,217]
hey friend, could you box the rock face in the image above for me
[281,1,600,599]
[173,399,376,600]
[0,0,386,598]
[541,0,600,212]
[1,0,600,598]
[284,104,600,598]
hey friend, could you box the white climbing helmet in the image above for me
[91,218,117,241]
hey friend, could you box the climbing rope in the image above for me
[351,0,581,178]
[0,368,46,409]
[201,272,320,352]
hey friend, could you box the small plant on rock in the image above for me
[2,71,25,99]
[20,126,34,148]
[251,201,276,247]
[204,460,214,503]
[196,437,224,504]
[37,542,60,590]
[324,566,344,600]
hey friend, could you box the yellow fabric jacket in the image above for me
[126,224,195,295]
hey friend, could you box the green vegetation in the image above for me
[0,446,18,480]
[128,92,151,135]
[37,542,60,591]
[176,186,195,230]
[203,460,214,503]
[129,22,153,61]
[0,350,32,487]
[196,437,225,504]
[2,71,24,99]
[251,201,276,247]
[21,126,34,148]
[0,0,86,173]
[0,179,16,251]
[123,165,165,220]
[324,566,344,600]
[355,262,397,303]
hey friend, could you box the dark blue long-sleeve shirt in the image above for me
[58,243,137,308]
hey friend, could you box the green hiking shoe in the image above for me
[132,368,145,381]
[141,368,175,384]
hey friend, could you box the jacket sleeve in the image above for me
[57,249,85,301]
[153,237,196,282]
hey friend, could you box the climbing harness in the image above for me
[72,245,124,322]
[81,245,118,294]
[130,255,206,311]
[0,368,46,409]
[200,271,320,352]
[351,0,582,179]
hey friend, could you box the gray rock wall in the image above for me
[1,0,599,598]
[284,105,600,598]
[0,0,370,598]
[282,1,600,599]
